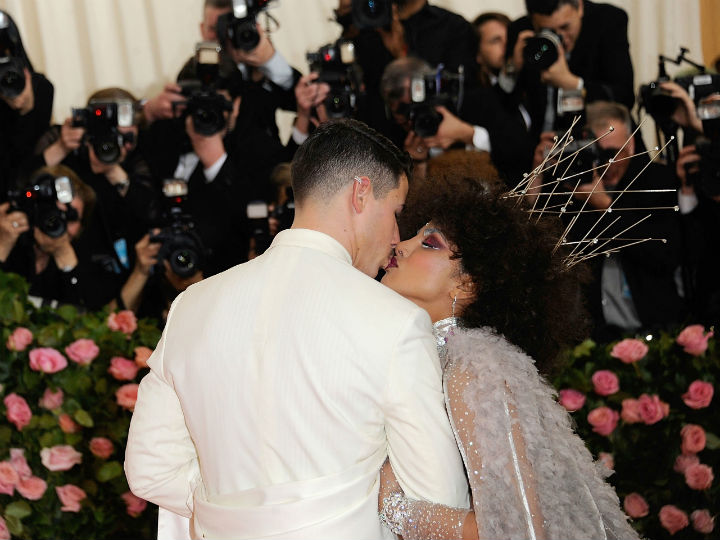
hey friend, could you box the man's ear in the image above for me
[351,176,371,214]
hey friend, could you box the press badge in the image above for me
[113,238,130,270]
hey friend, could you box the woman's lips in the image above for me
[385,256,398,270]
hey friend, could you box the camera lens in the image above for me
[170,248,199,278]
[523,30,561,71]
[93,138,122,164]
[192,106,224,136]
[362,0,385,18]
[412,106,442,137]
[38,207,67,238]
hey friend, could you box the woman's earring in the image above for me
[452,295,457,318]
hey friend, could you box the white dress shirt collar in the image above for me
[268,229,352,265]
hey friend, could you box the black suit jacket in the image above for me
[508,1,634,138]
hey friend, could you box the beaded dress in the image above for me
[379,318,640,540]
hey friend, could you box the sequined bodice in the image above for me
[432,317,462,367]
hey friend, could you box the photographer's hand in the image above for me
[422,106,474,149]
[676,144,700,195]
[294,73,330,135]
[87,144,131,194]
[540,44,581,90]
[43,118,85,166]
[0,202,29,263]
[574,172,612,210]
[143,83,184,125]
[660,81,703,134]
[405,131,428,161]
[119,232,161,312]
[511,30,535,74]
[228,23,275,67]
[377,4,407,59]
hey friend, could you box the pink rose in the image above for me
[620,398,642,423]
[623,492,649,518]
[121,491,148,517]
[55,484,87,512]
[4,393,32,431]
[64,338,99,365]
[676,324,713,356]
[16,476,47,500]
[558,389,586,412]
[10,448,32,479]
[116,383,139,411]
[58,413,80,434]
[28,347,68,373]
[685,463,713,490]
[107,310,137,334]
[674,453,700,474]
[40,445,83,471]
[587,406,619,436]
[610,338,648,364]
[592,370,620,396]
[660,505,689,535]
[0,516,9,540]
[598,452,614,471]
[0,481,12,496]
[0,462,19,487]
[108,356,139,381]
[637,393,669,425]
[89,437,114,459]
[6,327,33,351]
[134,346,153,368]
[682,380,714,409]
[38,387,64,410]
[691,509,715,534]
[681,424,706,454]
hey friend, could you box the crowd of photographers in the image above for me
[0,0,719,338]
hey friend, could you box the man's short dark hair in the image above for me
[291,119,412,203]
[525,0,579,16]
[205,0,232,9]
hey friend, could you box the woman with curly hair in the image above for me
[377,172,639,540]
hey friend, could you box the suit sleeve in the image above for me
[382,309,470,508]
[124,292,201,517]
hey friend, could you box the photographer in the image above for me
[380,57,533,184]
[142,0,300,142]
[674,93,720,326]
[504,0,634,140]
[35,87,160,308]
[530,102,684,339]
[0,165,97,308]
[0,10,54,193]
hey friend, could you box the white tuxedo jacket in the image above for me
[125,229,468,539]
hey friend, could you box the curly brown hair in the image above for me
[401,171,588,374]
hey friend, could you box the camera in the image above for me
[7,174,78,238]
[306,39,363,119]
[351,0,392,30]
[523,29,562,71]
[175,42,233,136]
[216,0,273,52]
[0,11,25,99]
[396,65,464,137]
[150,180,205,279]
[71,101,135,164]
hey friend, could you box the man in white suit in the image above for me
[125,119,468,539]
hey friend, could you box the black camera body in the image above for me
[175,42,233,136]
[150,180,205,279]
[0,11,25,99]
[398,65,464,137]
[306,40,363,119]
[351,0,392,30]
[640,73,720,128]
[216,0,273,52]
[72,102,134,164]
[523,29,562,71]
[686,100,720,198]
[7,174,78,238]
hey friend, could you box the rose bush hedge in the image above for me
[554,326,718,539]
[0,271,160,539]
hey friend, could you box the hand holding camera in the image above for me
[421,105,474,150]
[0,201,29,261]
[143,83,184,125]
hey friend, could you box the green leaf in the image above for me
[4,514,22,536]
[573,339,596,358]
[5,500,32,519]
[95,377,108,395]
[705,431,720,450]
[39,430,63,448]
[0,426,12,447]
[36,323,66,348]
[57,304,78,323]
[96,461,123,482]
[74,409,94,427]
